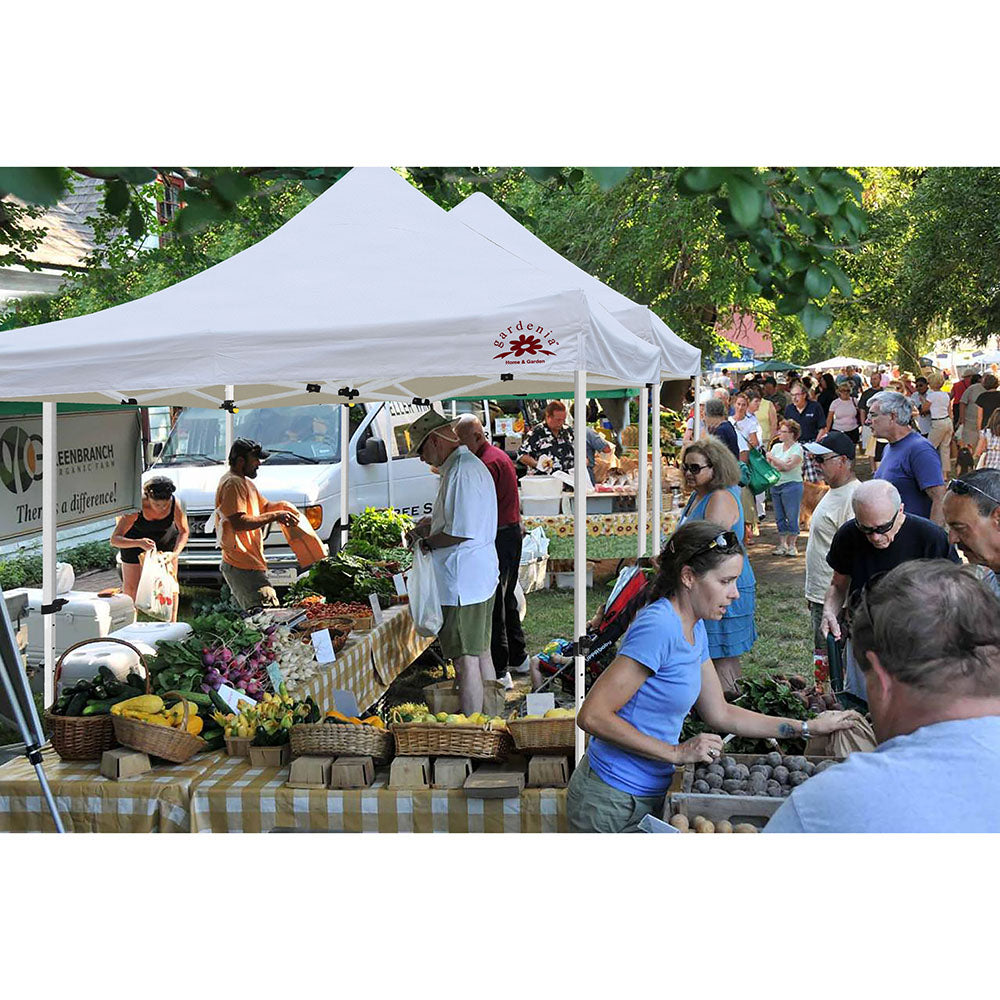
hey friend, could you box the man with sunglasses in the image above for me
[820,479,957,702]
[942,469,1000,600]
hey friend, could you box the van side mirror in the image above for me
[152,442,163,458]
[357,437,387,465]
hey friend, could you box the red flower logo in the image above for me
[494,334,556,360]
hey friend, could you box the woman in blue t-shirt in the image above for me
[566,520,859,833]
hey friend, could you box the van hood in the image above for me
[143,464,333,510]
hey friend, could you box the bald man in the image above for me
[455,415,530,680]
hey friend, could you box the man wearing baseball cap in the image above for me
[802,430,861,659]
[404,410,500,715]
[214,438,301,609]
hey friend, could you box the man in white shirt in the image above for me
[801,431,861,659]
[910,376,932,436]
[405,410,500,715]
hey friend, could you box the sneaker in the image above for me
[772,544,787,556]
[510,655,532,675]
[498,671,514,690]
[784,546,797,557]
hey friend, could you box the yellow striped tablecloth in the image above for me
[0,747,206,833]
[189,754,568,834]
[291,605,434,714]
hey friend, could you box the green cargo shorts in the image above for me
[438,596,495,658]
[566,756,667,833]
[221,562,279,610]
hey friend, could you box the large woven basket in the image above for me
[112,688,206,764]
[45,637,149,761]
[391,723,513,761]
[290,722,394,763]
[507,716,576,754]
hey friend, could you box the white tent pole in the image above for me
[451,400,457,419]
[693,373,702,439]
[42,402,57,708]
[637,385,649,559]
[224,384,235,455]
[651,380,662,554]
[383,403,395,510]
[574,369,588,765]
[482,399,490,441]
[340,404,350,548]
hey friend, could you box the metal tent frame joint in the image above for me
[40,599,68,615]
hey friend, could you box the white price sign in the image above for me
[368,593,385,625]
[217,684,256,714]
[310,628,337,664]
[392,573,407,596]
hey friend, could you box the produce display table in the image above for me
[523,511,677,539]
[0,747,202,833]
[296,605,434,713]
[187,754,568,834]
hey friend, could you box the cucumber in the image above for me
[200,730,225,751]
[173,690,212,709]
[66,692,89,716]
[82,701,114,716]
[208,688,232,716]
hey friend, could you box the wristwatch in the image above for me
[801,720,811,740]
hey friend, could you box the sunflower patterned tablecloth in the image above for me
[523,511,678,539]
[188,754,569,834]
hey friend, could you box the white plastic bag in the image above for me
[134,550,178,621]
[54,561,75,594]
[520,525,550,564]
[409,544,444,638]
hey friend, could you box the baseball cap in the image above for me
[228,438,270,463]
[404,410,457,457]
[804,430,856,460]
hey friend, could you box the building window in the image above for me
[156,175,185,235]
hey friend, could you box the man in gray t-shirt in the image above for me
[959,377,985,447]
[765,559,1000,833]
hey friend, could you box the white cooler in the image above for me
[13,588,137,667]
[55,620,192,694]
[520,474,564,517]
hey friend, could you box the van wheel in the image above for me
[327,522,344,556]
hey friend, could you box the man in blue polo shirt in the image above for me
[784,382,827,485]
[868,390,946,524]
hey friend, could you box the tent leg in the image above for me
[224,384,235,456]
[693,373,702,440]
[637,385,649,559]
[574,370,588,766]
[651,380,662,554]
[340,404,350,548]
[482,399,490,441]
[42,402,57,709]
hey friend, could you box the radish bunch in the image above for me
[200,626,280,700]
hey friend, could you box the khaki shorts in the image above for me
[222,562,279,610]
[438,596,495,658]
[566,756,666,833]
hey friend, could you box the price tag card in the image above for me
[218,684,256,714]
[392,573,407,596]
[311,628,337,664]
[494,416,516,436]
[525,693,555,717]
[368,592,385,625]
[266,661,283,691]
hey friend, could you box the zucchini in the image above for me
[208,688,232,716]
[200,730,225,751]
[82,701,114,716]
[65,691,89,716]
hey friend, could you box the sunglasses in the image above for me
[668,530,741,558]
[856,507,900,536]
[682,462,711,475]
[947,478,1000,508]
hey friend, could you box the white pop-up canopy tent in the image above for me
[450,192,701,559]
[0,167,662,762]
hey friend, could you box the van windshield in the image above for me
[155,405,341,466]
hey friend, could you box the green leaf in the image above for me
[804,265,833,299]
[727,176,763,228]
[801,302,833,338]
[830,215,850,242]
[568,169,584,185]
[813,186,841,216]
[525,167,562,184]
[126,203,145,240]
[115,168,157,185]
[777,291,809,316]
[797,215,817,238]
[209,171,253,206]
[843,201,868,235]
[173,197,226,233]
[303,178,334,195]
[678,167,727,194]
[104,179,130,216]
[589,167,631,190]
[0,167,66,205]
[824,260,853,298]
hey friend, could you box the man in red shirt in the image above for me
[456,414,529,683]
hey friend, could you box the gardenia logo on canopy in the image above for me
[493,321,559,365]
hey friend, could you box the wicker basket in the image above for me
[507,716,576,754]
[290,722,394,763]
[45,637,149,761]
[112,688,206,764]
[391,723,514,761]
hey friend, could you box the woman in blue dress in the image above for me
[677,435,756,695]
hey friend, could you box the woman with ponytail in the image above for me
[566,520,859,833]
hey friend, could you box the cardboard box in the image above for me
[464,762,526,799]
[329,755,375,789]
[100,748,152,781]
[389,755,431,789]
[433,756,473,789]
[527,755,570,788]
[225,735,252,758]
[248,744,291,768]
[286,755,335,789]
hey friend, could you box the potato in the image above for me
[733,763,751,780]
[716,820,733,833]
[705,772,724,789]
[772,765,790,785]
[722,778,744,794]
[766,751,783,768]
[752,756,768,767]
[802,761,816,776]
[669,813,690,832]
[814,759,838,773]
[789,771,809,787]
[693,817,715,833]
[692,779,711,793]
[750,764,772,780]
[787,755,809,772]
[694,767,708,781]
[748,773,768,794]
[723,764,739,779]
[706,763,726,779]
[733,823,759,833]
[719,755,736,770]
[766,780,783,797]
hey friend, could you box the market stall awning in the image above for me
[749,359,799,372]
[0,168,660,408]
[449,193,701,380]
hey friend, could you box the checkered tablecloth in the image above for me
[291,605,434,714]
[188,754,568,833]
[0,747,205,833]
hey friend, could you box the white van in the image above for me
[144,401,440,586]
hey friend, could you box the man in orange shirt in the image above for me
[215,438,299,609]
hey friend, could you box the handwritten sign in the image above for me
[392,573,407,596]
[494,417,516,436]
[368,593,385,625]
[310,629,337,664]
[218,684,256,714]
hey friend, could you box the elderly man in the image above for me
[455,414,530,685]
[801,431,861,656]
[214,438,300,610]
[821,479,956,702]
[765,560,1000,832]
[405,411,500,715]
[868,390,946,524]
[704,397,740,459]
[518,400,574,473]
[942,468,1000,600]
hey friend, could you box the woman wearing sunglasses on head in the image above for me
[673,436,756,695]
[566,520,859,833]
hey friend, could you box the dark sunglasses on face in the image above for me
[683,462,711,475]
[856,507,900,536]
[947,478,1000,508]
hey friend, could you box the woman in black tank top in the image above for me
[111,476,190,621]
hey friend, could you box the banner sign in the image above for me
[0,409,143,541]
